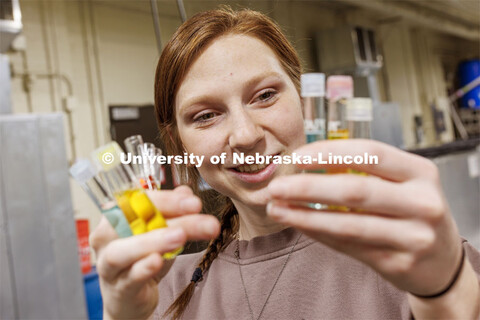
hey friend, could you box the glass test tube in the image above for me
[301,73,326,143]
[124,135,144,178]
[69,159,133,238]
[326,75,353,140]
[137,142,162,190]
[92,142,182,259]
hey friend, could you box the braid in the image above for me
[164,197,238,319]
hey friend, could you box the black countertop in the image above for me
[408,138,480,158]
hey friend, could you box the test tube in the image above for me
[124,135,144,178]
[92,142,182,259]
[137,143,162,190]
[69,159,133,238]
[326,75,354,140]
[301,73,326,143]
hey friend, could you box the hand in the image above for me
[267,139,463,296]
[90,186,220,320]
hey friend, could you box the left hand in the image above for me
[267,139,463,296]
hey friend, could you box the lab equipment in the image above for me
[92,142,182,259]
[327,75,353,140]
[301,73,326,142]
[69,159,133,238]
[347,97,373,139]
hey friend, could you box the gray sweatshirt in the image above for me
[153,227,480,320]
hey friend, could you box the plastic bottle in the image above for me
[326,75,354,140]
[347,97,373,139]
[301,73,326,143]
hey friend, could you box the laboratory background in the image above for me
[0,0,479,319]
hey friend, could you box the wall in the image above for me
[6,0,479,242]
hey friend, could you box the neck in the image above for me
[232,200,288,241]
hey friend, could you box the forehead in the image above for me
[175,34,287,107]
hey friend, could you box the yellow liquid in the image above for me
[115,189,183,259]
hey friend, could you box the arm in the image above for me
[267,139,480,319]
[90,186,219,320]
[408,250,480,319]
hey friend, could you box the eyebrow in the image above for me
[178,71,284,114]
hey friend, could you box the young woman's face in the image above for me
[175,34,305,208]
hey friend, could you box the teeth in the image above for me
[235,163,268,173]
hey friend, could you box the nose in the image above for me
[228,108,265,151]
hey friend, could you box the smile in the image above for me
[227,161,278,184]
[233,163,269,173]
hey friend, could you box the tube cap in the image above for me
[92,142,124,171]
[301,73,326,97]
[326,75,354,101]
[69,159,97,184]
[346,98,373,121]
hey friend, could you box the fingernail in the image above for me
[163,228,184,244]
[267,202,286,219]
[181,197,200,211]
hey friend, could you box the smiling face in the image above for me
[175,34,305,209]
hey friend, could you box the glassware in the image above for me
[92,142,182,259]
[69,159,133,238]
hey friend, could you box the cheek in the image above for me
[272,98,305,147]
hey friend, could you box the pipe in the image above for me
[79,0,100,147]
[176,0,187,23]
[338,0,479,41]
[39,0,57,112]
[150,0,163,55]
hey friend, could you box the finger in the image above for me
[267,202,434,251]
[269,174,446,220]
[174,185,194,195]
[146,189,202,217]
[167,214,220,240]
[90,216,119,253]
[294,139,435,182]
[268,173,406,217]
[121,252,164,292]
[97,227,186,281]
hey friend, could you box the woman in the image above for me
[91,8,480,320]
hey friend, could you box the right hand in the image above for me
[90,186,220,320]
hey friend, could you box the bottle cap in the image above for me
[69,159,97,184]
[92,141,124,171]
[301,73,325,97]
[346,98,373,121]
[326,75,354,101]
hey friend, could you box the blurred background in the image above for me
[0,0,479,319]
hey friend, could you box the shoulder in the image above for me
[161,250,205,293]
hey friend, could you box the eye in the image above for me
[193,112,216,123]
[255,90,277,103]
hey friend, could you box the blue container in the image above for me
[84,268,103,320]
[459,60,480,109]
